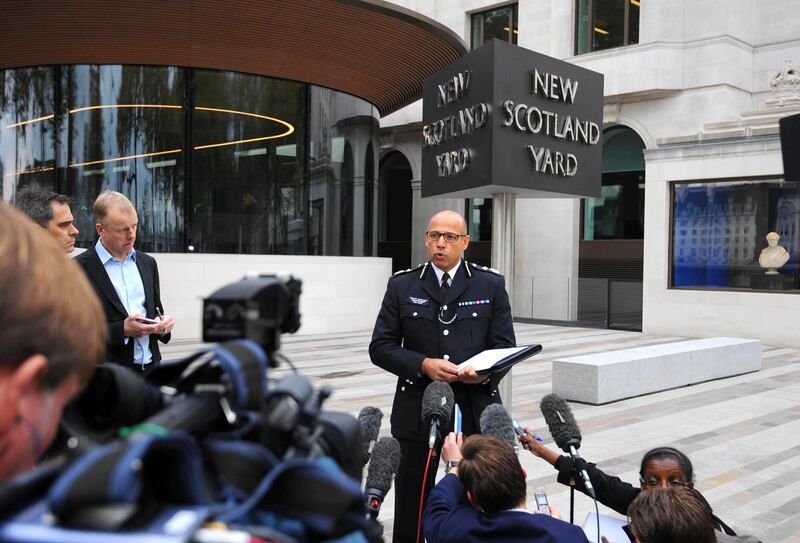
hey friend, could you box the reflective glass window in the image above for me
[583,172,644,240]
[671,179,800,291]
[471,4,518,50]
[364,142,375,256]
[1,66,57,196]
[307,87,379,256]
[190,70,306,255]
[63,65,185,252]
[466,198,492,241]
[583,127,645,240]
[576,0,640,55]
[1,65,379,256]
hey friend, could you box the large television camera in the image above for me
[5,274,370,543]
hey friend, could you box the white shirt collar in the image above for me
[430,260,461,286]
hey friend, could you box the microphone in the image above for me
[420,382,454,449]
[479,404,518,452]
[358,406,383,466]
[539,393,595,498]
[364,436,401,519]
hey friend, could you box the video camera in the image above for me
[3,274,369,543]
[202,273,302,358]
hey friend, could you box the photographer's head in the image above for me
[628,486,716,543]
[0,203,106,481]
[458,434,527,514]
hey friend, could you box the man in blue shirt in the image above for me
[75,191,174,373]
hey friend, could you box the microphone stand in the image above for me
[570,485,575,525]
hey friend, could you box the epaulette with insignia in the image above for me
[393,263,424,277]
[468,261,503,276]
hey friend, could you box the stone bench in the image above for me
[552,337,761,405]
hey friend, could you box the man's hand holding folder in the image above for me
[456,345,543,375]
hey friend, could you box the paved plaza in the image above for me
[163,323,800,542]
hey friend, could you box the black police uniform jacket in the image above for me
[369,260,516,442]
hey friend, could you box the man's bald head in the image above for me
[425,210,470,272]
[428,210,467,233]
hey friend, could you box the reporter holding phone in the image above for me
[423,432,589,543]
[75,191,174,374]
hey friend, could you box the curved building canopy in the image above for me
[0,0,467,116]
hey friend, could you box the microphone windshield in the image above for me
[365,437,401,493]
[479,404,517,450]
[358,406,383,465]
[421,382,454,427]
[539,393,582,452]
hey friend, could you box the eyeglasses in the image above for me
[426,230,467,243]
[639,478,690,488]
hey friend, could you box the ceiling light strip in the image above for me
[70,149,182,168]
[4,165,55,177]
[6,114,55,129]
[69,104,183,114]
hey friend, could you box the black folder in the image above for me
[457,344,543,375]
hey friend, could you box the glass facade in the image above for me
[583,127,646,240]
[671,179,800,291]
[470,4,518,50]
[576,0,640,55]
[1,65,379,256]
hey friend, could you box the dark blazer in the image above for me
[75,244,171,365]
[369,260,516,442]
[424,474,590,543]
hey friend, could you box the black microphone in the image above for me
[479,404,518,452]
[539,393,595,498]
[364,436,401,519]
[358,406,383,467]
[421,382,454,449]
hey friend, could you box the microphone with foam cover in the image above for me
[364,436,401,519]
[539,393,595,498]
[358,406,383,467]
[479,403,518,451]
[421,382,454,449]
[540,393,581,452]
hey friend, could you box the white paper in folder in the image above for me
[456,346,530,372]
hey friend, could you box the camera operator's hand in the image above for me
[421,357,460,383]
[124,313,159,338]
[442,432,463,463]
[155,314,175,335]
[457,365,489,385]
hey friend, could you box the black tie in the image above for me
[441,272,450,299]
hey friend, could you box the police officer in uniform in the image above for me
[369,210,516,543]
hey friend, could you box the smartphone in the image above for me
[534,489,550,515]
[454,404,462,434]
[512,419,526,436]
[136,317,159,324]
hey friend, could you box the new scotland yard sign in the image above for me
[421,39,603,198]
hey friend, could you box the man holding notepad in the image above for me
[369,210,516,543]
[76,191,174,374]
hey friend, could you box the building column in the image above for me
[492,192,516,411]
